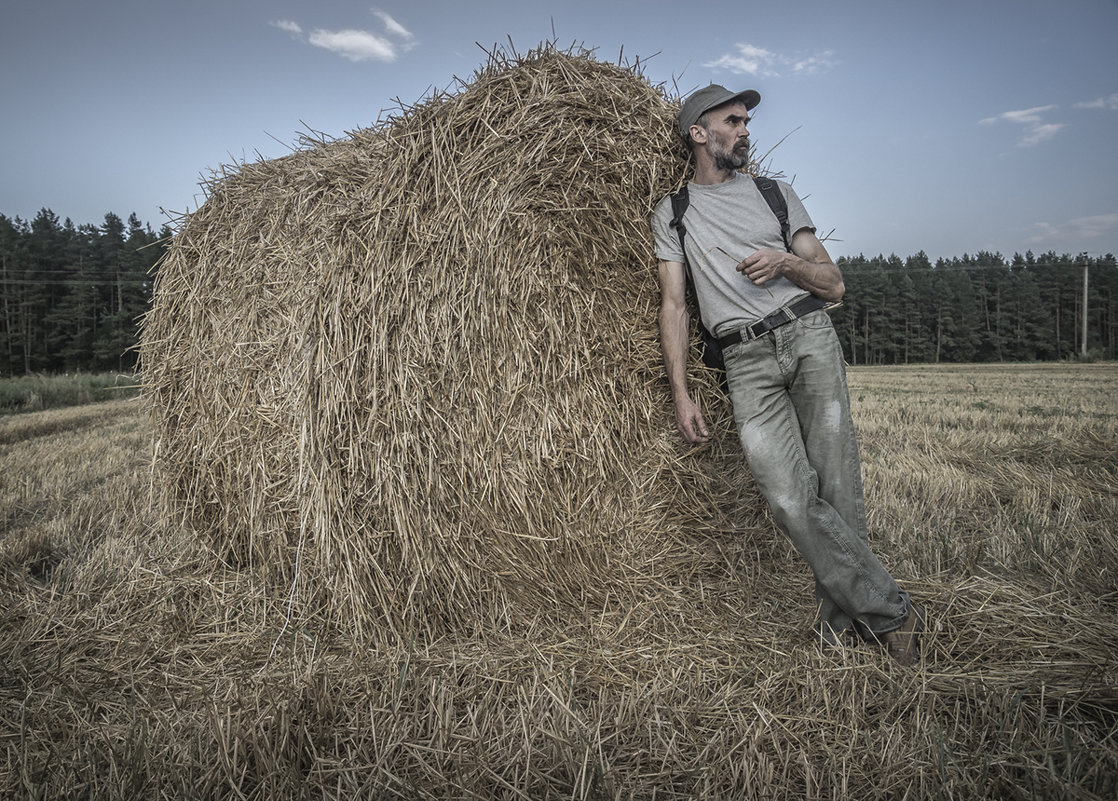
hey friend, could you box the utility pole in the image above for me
[1081,256,1089,358]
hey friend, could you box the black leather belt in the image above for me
[717,295,828,348]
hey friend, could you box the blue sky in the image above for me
[2,0,1116,262]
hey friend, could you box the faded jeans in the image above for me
[721,308,909,643]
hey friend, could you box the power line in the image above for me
[0,279,153,287]
[836,260,1115,274]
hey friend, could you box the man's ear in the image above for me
[688,124,708,147]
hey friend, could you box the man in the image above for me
[650,84,923,664]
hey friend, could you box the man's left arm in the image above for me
[736,228,845,303]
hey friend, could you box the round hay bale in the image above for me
[140,45,757,638]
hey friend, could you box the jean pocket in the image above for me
[720,339,745,362]
[796,309,834,330]
[720,333,768,366]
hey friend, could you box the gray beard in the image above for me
[712,137,750,171]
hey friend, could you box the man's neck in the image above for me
[691,158,738,186]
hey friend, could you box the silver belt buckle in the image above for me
[743,319,764,340]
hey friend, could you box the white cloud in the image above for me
[273,12,416,63]
[373,9,415,44]
[1025,213,1118,245]
[705,44,780,77]
[1076,93,1118,111]
[979,105,1065,146]
[980,105,1055,125]
[792,51,837,75]
[271,19,303,36]
[1019,122,1065,146]
[704,43,835,78]
[309,28,397,62]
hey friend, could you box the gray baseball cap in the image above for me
[679,84,761,142]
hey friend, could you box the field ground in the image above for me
[0,372,140,415]
[1,363,1116,799]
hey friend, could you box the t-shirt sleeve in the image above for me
[779,180,816,237]
[650,197,685,263]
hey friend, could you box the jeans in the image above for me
[721,308,909,643]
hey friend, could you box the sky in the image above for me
[2,0,1116,263]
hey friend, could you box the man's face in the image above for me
[696,100,752,170]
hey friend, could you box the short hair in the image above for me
[685,111,715,151]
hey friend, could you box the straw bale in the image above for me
[140,45,759,638]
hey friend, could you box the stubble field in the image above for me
[1,363,1116,800]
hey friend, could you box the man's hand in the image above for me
[737,248,792,287]
[674,395,710,444]
[736,231,845,303]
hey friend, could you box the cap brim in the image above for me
[724,89,760,111]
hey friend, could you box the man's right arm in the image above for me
[658,259,710,444]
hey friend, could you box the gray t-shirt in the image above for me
[650,172,816,337]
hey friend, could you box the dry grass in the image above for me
[1,364,1115,800]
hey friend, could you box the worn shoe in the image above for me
[881,603,925,666]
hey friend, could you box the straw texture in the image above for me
[5,364,1116,798]
[140,45,754,638]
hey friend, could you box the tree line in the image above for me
[1,207,1115,376]
[0,209,169,376]
[830,250,1117,364]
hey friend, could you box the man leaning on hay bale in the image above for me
[650,85,923,665]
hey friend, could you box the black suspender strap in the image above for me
[752,177,791,251]
[668,185,693,285]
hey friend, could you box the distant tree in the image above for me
[831,255,863,362]
[930,261,978,362]
[22,209,71,372]
[905,252,935,363]
[0,214,32,375]
[88,212,164,371]
[45,221,102,370]
[93,213,158,371]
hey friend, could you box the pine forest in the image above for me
[1,208,1115,377]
